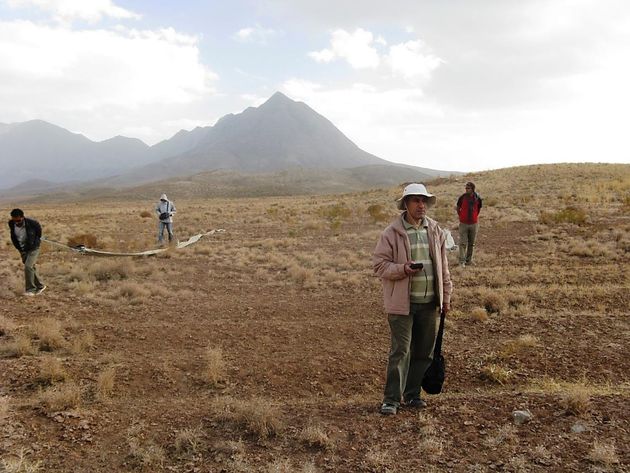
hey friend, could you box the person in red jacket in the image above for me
[456,182,482,267]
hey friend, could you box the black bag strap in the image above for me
[433,310,446,356]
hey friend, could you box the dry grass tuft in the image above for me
[479,289,507,314]
[266,459,319,473]
[126,421,165,469]
[117,282,151,299]
[480,364,513,385]
[67,233,98,248]
[470,307,489,322]
[366,204,389,223]
[214,396,284,439]
[1,449,42,473]
[38,382,81,412]
[88,260,133,281]
[0,314,15,336]
[540,206,587,225]
[287,263,314,284]
[560,384,591,415]
[204,347,226,386]
[414,412,444,457]
[500,334,539,358]
[485,424,518,447]
[533,444,554,464]
[365,447,390,470]
[587,440,619,466]
[32,318,66,352]
[0,395,9,420]
[70,331,95,354]
[299,422,334,450]
[96,366,116,400]
[140,210,152,218]
[173,427,203,455]
[38,356,68,384]
[0,335,37,358]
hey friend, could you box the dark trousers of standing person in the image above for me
[20,249,44,293]
[383,302,439,407]
[459,223,478,265]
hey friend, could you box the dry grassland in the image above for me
[0,163,628,472]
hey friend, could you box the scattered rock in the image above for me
[512,409,533,425]
[571,422,587,433]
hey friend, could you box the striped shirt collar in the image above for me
[402,214,428,230]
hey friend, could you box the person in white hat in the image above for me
[155,193,177,245]
[373,183,452,415]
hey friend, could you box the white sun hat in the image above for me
[396,183,436,210]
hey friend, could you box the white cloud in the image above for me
[0,19,218,143]
[310,29,444,84]
[309,28,380,69]
[6,0,140,23]
[233,24,279,44]
[387,40,444,81]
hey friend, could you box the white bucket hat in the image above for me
[396,183,436,210]
[160,193,168,201]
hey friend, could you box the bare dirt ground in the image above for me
[1,163,629,472]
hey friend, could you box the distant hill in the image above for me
[105,92,394,186]
[0,120,151,189]
[0,92,458,196]
[16,163,455,203]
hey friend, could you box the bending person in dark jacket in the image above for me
[8,208,46,296]
[455,181,483,267]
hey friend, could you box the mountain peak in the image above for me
[263,91,295,106]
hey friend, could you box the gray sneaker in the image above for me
[23,291,36,297]
[380,403,397,415]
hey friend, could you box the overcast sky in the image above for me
[1,0,629,172]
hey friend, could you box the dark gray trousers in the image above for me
[383,302,439,406]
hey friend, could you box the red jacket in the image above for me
[457,193,482,224]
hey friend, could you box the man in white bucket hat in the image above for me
[373,183,452,415]
[155,193,177,245]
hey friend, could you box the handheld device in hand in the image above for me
[410,262,423,270]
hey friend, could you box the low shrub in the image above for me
[366,204,389,223]
[587,440,619,466]
[38,356,68,384]
[560,384,591,415]
[480,364,513,385]
[204,347,226,386]
[96,367,116,400]
[88,260,133,281]
[540,206,587,225]
[214,396,284,439]
[299,423,333,450]
[67,233,98,248]
[33,318,66,352]
[0,335,37,357]
[39,382,82,412]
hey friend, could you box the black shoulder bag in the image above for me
[159,201,170,221]
[422,309,446,394]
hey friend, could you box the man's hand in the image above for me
[404,262,421,276]
[442,303,450,316]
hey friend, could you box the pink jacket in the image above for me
[373,214,453,315]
